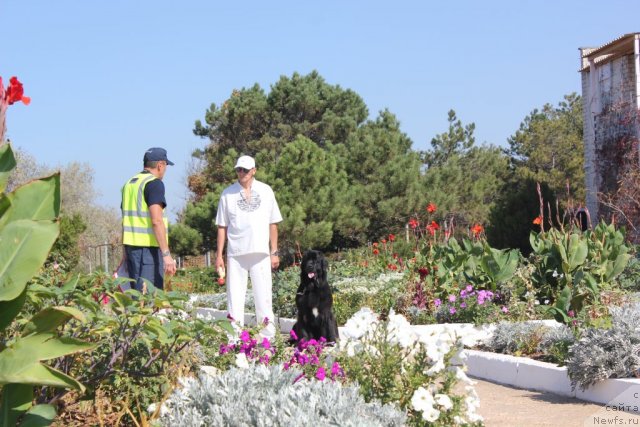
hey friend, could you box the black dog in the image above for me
[291,250,339,343]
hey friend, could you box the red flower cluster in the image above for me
[426,203,437,214]
[408,218,419,229]
[388,233,395,242]
[426,220,440,235]
[533,216,542,225]
[471,224,484,237]
[2,76,30,106]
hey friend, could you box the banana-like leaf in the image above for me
[1,333,94,362]
[19,403,56,427]
[22,307,86,336]
[566,234,588,271]
[0,362,85,391]
[0,174,60,228]
[0,219,60,301]
[604,253,631,282]
[1,383,33,427]
[0,288,26,331]
[0,144,16,193]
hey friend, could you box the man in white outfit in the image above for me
[215,155,282,337]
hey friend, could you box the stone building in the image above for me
[580,33,640,231]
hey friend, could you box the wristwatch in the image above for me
[162,250,171,257]
[270,250,280,256]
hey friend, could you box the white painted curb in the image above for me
[464,349,640,411]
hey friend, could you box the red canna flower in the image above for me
[533,216,542,225]
[426,221,439,235]
[381,238,387,244]
[426,203,437,214]
[4,76,30,105]
[387,263,398,271]
[372,248,379,255]
[372,242,379,248]
[471,224,484,236]
[388,234,395,242]
[408,218,419,229]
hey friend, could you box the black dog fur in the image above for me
[291,250,339,343]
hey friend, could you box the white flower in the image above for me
[434,393,453,410]
[235,353,250,369]
[452,366,475,385]
[342,307,379,340]
[411,386,435,413]
[386,309,416,348]
[426,359,445,375]
[422,406,440,422]
[453,415,466,425]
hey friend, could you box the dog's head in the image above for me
[300,250,328,285]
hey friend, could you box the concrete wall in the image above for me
[582,53,640,222]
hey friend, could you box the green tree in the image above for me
[421,110,508,227]
[260,136,358,251]
[507,93,584,203]
[335,110,425,242]
[181,191,220,252]
[188,71,421,251]
[48,213,87,270]
[169,222,203,257]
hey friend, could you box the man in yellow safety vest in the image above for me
[121,147,177,291]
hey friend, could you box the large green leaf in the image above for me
[0,333,94,388]
[20,404,56,427]
[0,144,16,193]
[566,234,588,271]
[1,383,33,427]
[0,288,26,331]
[1,333,94,363]
[0,174,60,229]
[0,363,84,391]
[22,307,86,336]
[0,219,60,301]
[604,253,631,282]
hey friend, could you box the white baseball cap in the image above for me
[235,155,255,170]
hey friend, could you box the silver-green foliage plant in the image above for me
[160,364,407,427]
[485,321,574,362]
[567,303,640,390]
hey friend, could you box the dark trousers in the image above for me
[124,245,164,291]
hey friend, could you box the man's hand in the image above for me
[270,255,279,270]
[163,254,177,276]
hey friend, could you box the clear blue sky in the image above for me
[2,1,638,221]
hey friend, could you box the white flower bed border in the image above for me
[196,308,640,411]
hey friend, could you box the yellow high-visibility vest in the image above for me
[121,172,168,247]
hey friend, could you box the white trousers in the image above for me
[226,253,275,337]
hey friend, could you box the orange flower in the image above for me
[533,216,542,225]
[426,203,437,214]
[471,224,484,236]
[381,239,387,244]
[372,242,379,248]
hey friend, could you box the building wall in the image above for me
[582,53,639,222]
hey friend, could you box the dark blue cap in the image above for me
[143,147,174,165]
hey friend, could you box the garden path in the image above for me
[473,378,640,427]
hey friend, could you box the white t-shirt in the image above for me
[216,179,283,257]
